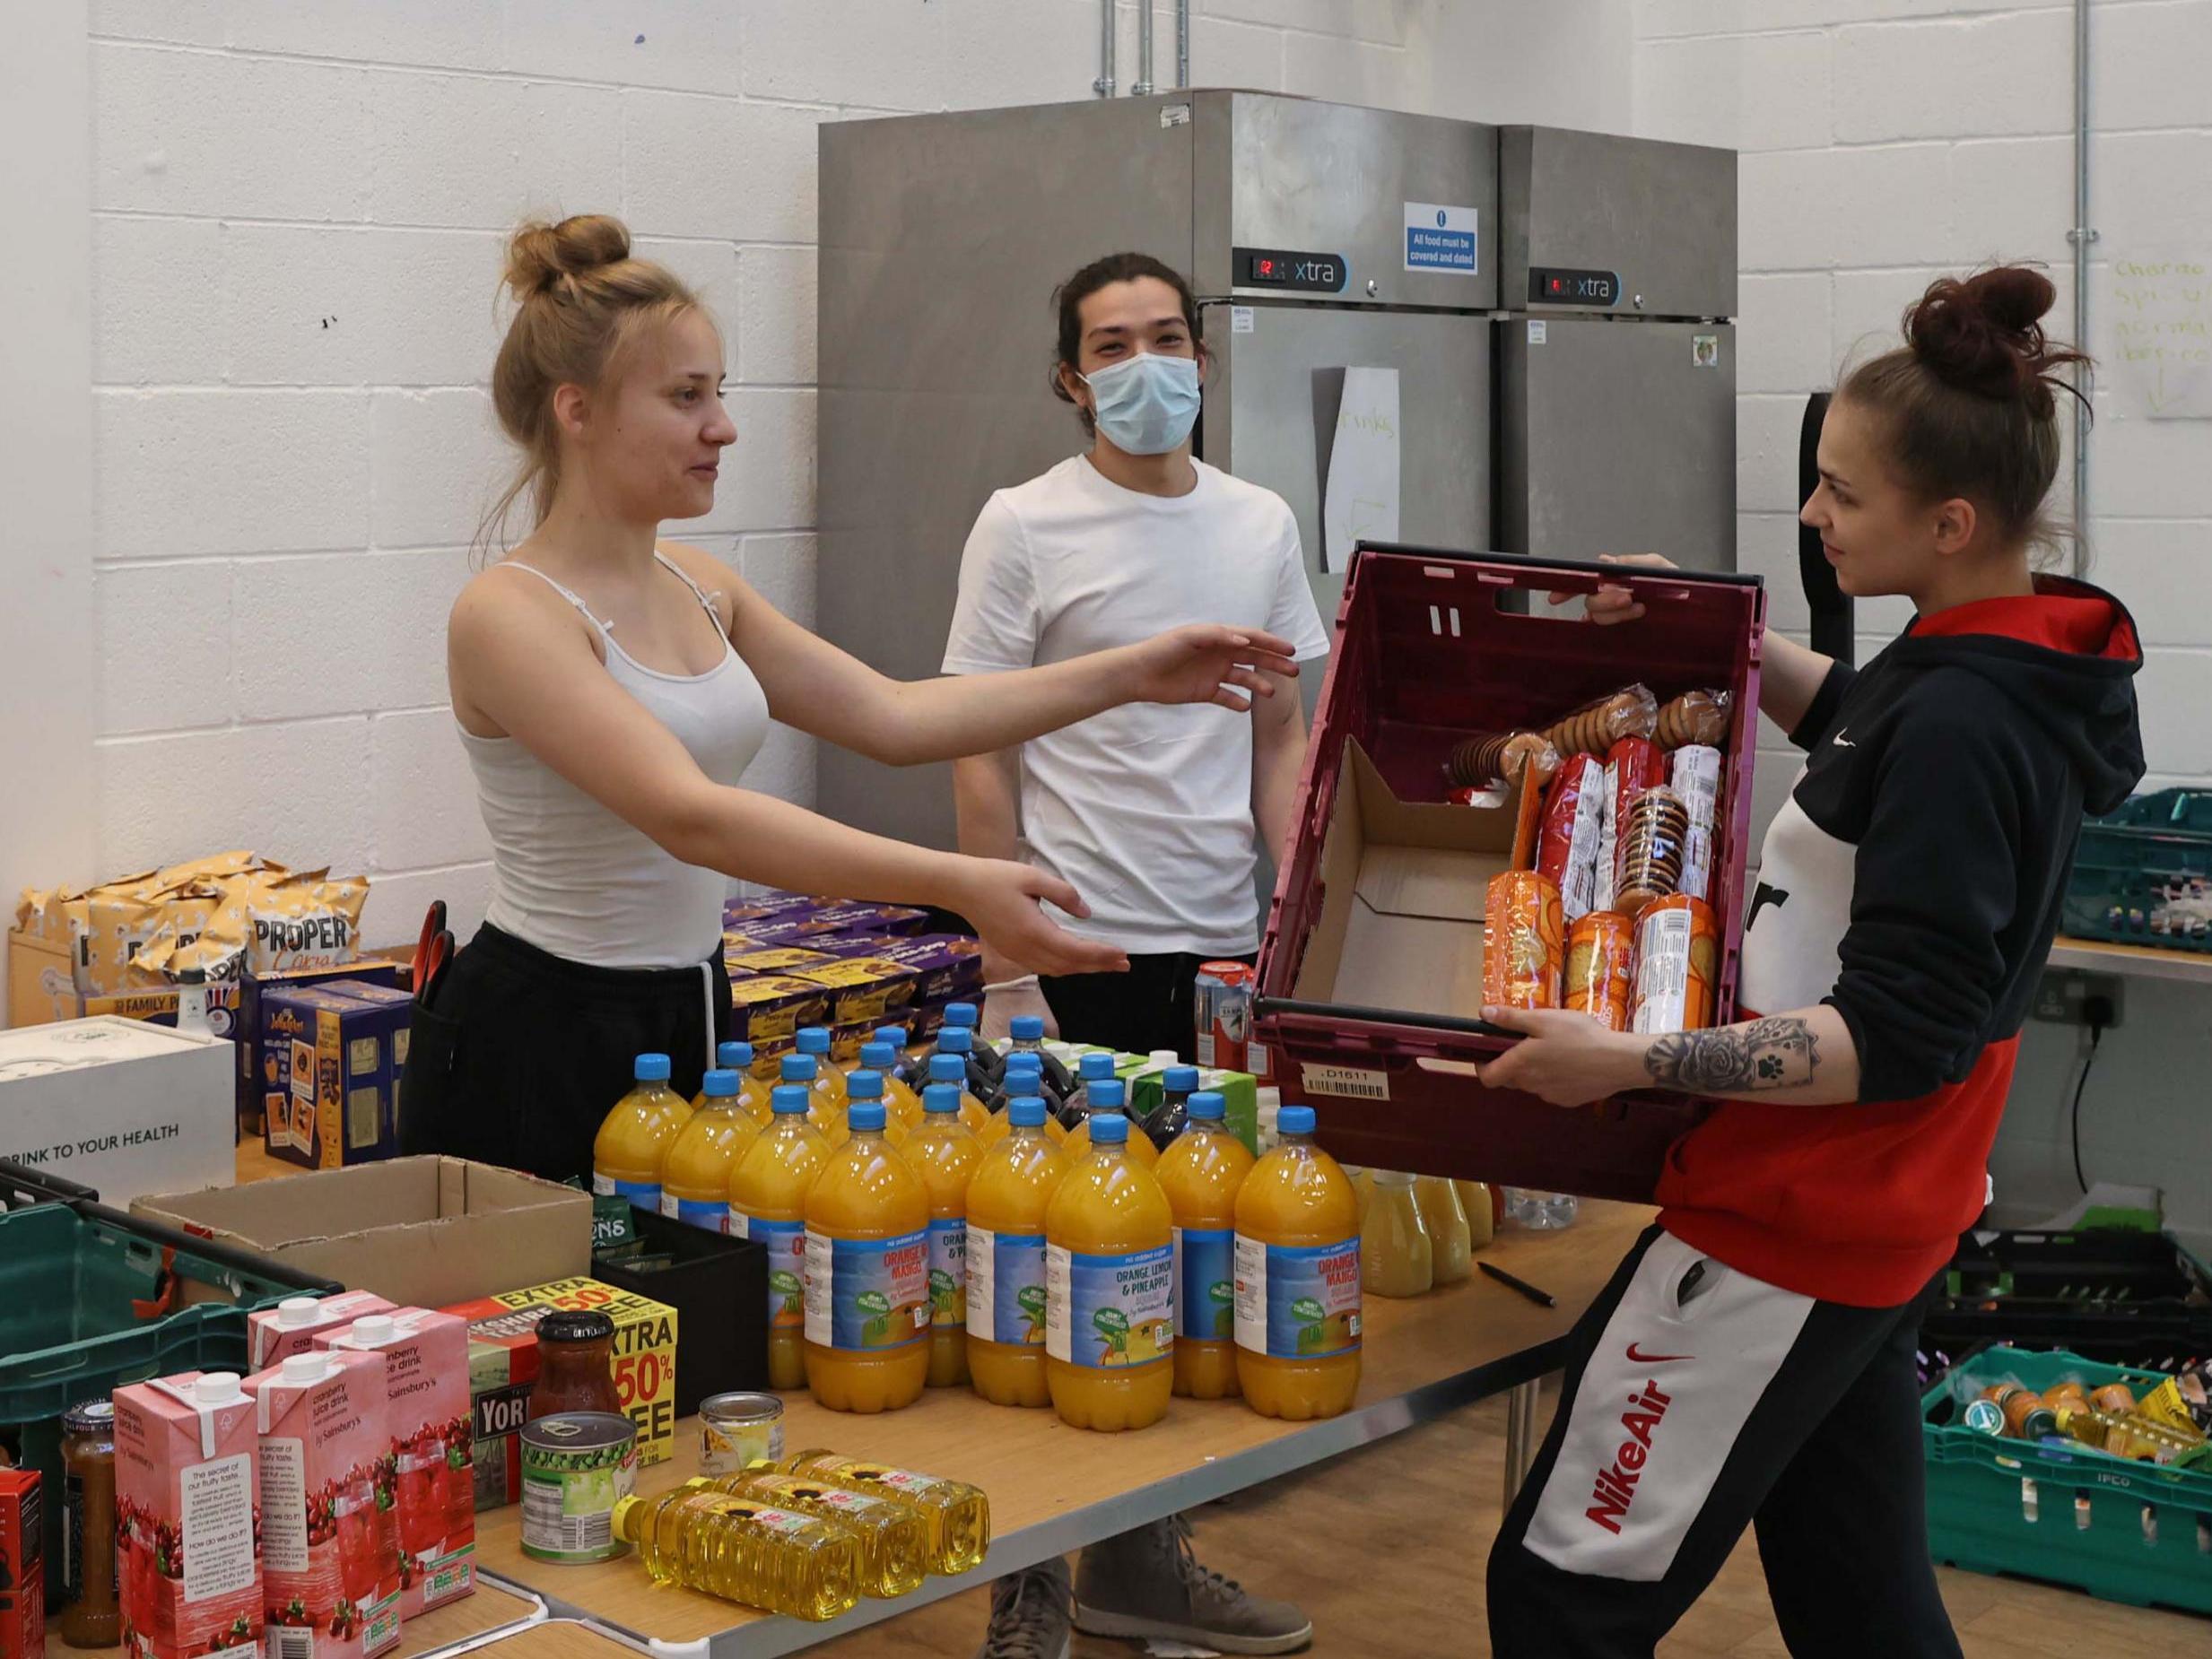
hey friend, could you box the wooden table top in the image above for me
[71,1566,546,1659]
[447,1619,637,1659]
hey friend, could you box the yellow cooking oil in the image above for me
[777,1451,990,1576]
[611,1478,860,1621]
[702,1471,926,1599]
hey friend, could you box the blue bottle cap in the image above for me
[1088,1078,1126,1110]
[938,1028,974,1055]
[848,1069,883,1101]
[1078,1052,1116,1081]
[1005,1052,1043,1075]
[1278,1105,1317,1136]
[1010,1015,1046,1041]
[634,1053,671,1082]
[849,1100,887,1134]
[796,1028,831,1055]
[927,1053,966,1083]
[1007,1096,1048,1127]
[716,1041,753,1070]
[781,1055,817,1083]
[701,1069,740,1099]
[1164,1065,1202,1091]
[1187,1090,1226,1121]
[945,1003,980,1029]
[771,1085,809,1116]
[1088,1112,1129,1145]
[874,1025,910,1048]
[860,1041,898,1070]
[923,1082,962,1116]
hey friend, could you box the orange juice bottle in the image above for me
[977,1056,1067,1150]
[784,1053,846,1148]
[592,1052,692,1212]
[1154,1091,1253,1400]
[873,1025,922,1092]
[1064,1078,1158,1167]
[729,1084,831,1392]
[908,1084,980,1388]
[803,1099,931,1412]
[1044,1113,1174,1431]
[965,1096,1067,1407]
[846,1069,910,1151]
[1234,1105,1361,1420]
[861,1041,925,1131]
[924,1053,992,1136]
[661,1067,759,1234]
[704,1041,771,1124]
[1414,1176,1472,1285]
[797,1028,849,1116]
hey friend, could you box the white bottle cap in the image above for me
[195,1372,246,1404]
[276,1296,321,1329]
[1148,1049,1179,1068]
[347,1314,396,1348]
[282,1352,332,1385]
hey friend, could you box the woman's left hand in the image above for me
[1472,1005,1648,1107]
[1126,624,1301,711]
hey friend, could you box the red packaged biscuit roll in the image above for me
[1632,895,1720,1036]
[1563,911,1635,1032]
[1482,871,1563,1012]
[1536,754,1607,923]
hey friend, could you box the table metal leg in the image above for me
[1502,1377,1544,1508]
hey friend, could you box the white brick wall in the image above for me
[82,0,1602,951]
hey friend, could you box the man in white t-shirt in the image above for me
[945,254,1325,1659]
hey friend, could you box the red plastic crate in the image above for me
[1255,544,1765,1202]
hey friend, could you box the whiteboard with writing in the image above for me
[2105,254,2212,420]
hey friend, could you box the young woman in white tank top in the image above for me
[400,213,1300,1184]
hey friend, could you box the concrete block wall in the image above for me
[1634,0,2212,1233]
[83,0,1613,953]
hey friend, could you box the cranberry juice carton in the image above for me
[114,1373,262,1659]
[246,1351,397,1659]
[248,1294,396,1371]
[311,1312,475,1620]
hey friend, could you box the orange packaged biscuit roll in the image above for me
[1563,911,1635,1033]
[1631,896,1719,1036]
[1482,871,1563,1012]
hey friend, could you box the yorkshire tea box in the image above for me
[261,982,411,1169]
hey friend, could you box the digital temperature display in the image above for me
[1235,247,1347,294]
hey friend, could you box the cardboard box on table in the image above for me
[259,982,412,1170]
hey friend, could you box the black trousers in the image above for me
[1486,1225,1959,1659]
[397,922,731,1187]
[1040,951,1252,1062]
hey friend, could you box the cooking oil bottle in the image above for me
[803,1099,931,1412]
[1045,1112,1175,1431]
[1152,1090,1252,1400]
[965,1096,1068,1408]
[612,1479,859,1621]
[1062,1079,1159,1168]
[704,1041,771,1123]
[660,1067,758,1233]
[702,1471,926,1599]
[778,1451,990,1576]
[728,1084,832,1392]
[592,1052,693,1212]
[1236,1105,1362,1420]
[908,1083,980,1388]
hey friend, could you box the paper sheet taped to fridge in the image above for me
[2104,253,2212,419]
[1322,367,1401,574]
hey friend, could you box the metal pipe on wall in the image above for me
[1133,0,1154,95]
[1093,0,1116,98]
[1176,0,1190,89]
[2069,0,2096,563]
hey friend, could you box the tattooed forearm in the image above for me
[1645,1018,1821,1093]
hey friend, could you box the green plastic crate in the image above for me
[1922,1346,2212,1614]
[0,1201,321,1598]
[2063,788,2212,952]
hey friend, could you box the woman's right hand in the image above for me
[948,858,1129,978]
[1554,552,1675,627]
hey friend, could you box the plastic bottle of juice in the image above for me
[846,1069,911,1151]
[1456,1180,1495,1248]
[797,1028,849,1115]
[661,1068,759,1233]
[701,1041,771,1123]
[1149,1064,1203,1145]
[861,1041,925,1130]
[925,1053,992,1136]
[908,1083,981,1388]
[778,1451,991,1576]
[1006,1013,1049,1065]
[782,1053,846,1148]
[940,1003,1005,1087]
[965,1096,1068,1408]
[592,1052,693,1212]
[1413,1175,1472,1285]
[1045,1113,1175,1431]
[612,1479,859,1620]
[729,1085,832,1392]
[1072,1051,1117,1123]
[1236,1105,1362,1420]
[702,1470,927,1599]
[1153,1091,1253,1400]
[1064,1079,1158,1168]
[1346,1167,1376,1228]
[1362,1172,1433,1299]
[803,1099,931,1412]
[875,1025,923,1090]
[976,1056,1067,1150]
[933,1026,997,1102]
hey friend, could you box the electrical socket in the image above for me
[2032,968,2124,1029]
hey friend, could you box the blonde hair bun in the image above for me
[503,214,632,300]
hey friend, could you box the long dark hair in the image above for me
[1839,265,2092,554]
[1049,252,1204,434]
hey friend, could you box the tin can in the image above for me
[699,1392,785,1477]
[1631,895,1719,1036]
[1481,871,1563,1012]
[1563,911,1635,1032]
[1195,961,1253,1073]
[519,1411,637,1563]
[1961,1397,2007,1437]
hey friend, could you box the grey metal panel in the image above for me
[1499,126,1737,319]
[1498,317,1736,572]
[816,100,1196,850]
[1195,94,1498,310]
[1202,300,1493,696]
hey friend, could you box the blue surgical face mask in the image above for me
[1083,352,1201,456]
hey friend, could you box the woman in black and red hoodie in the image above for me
[1478,265,2145,1657]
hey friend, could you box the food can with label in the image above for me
[1630,895,1719,1036]
[1195,961,1253,1072]
[520,1411,638,1563]
[699,1391,786,1477]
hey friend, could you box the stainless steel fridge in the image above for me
[816,93,1735,849]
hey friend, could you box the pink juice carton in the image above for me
[114,1372,263,1659]
[248,1294,396,1371]
[246,1351,397,1659]
[312,1312,475,1620]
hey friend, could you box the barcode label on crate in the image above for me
[1298,1064,1389,1101]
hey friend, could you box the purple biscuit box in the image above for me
[857,934,983,1005]
[721,890,820,927]
[791,904,930,939]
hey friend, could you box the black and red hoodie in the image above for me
[1654,576,2145,1307]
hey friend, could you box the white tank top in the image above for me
[460,553,770,968]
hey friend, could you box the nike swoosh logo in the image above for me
[1625,1343,1693,1364]
[1832,729,1855,747]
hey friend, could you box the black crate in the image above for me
[1921,1227,2212,1373]
[596,1208,768,1417]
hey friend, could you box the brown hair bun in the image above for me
[503,214,633,301]
[1904,267,2069,416]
